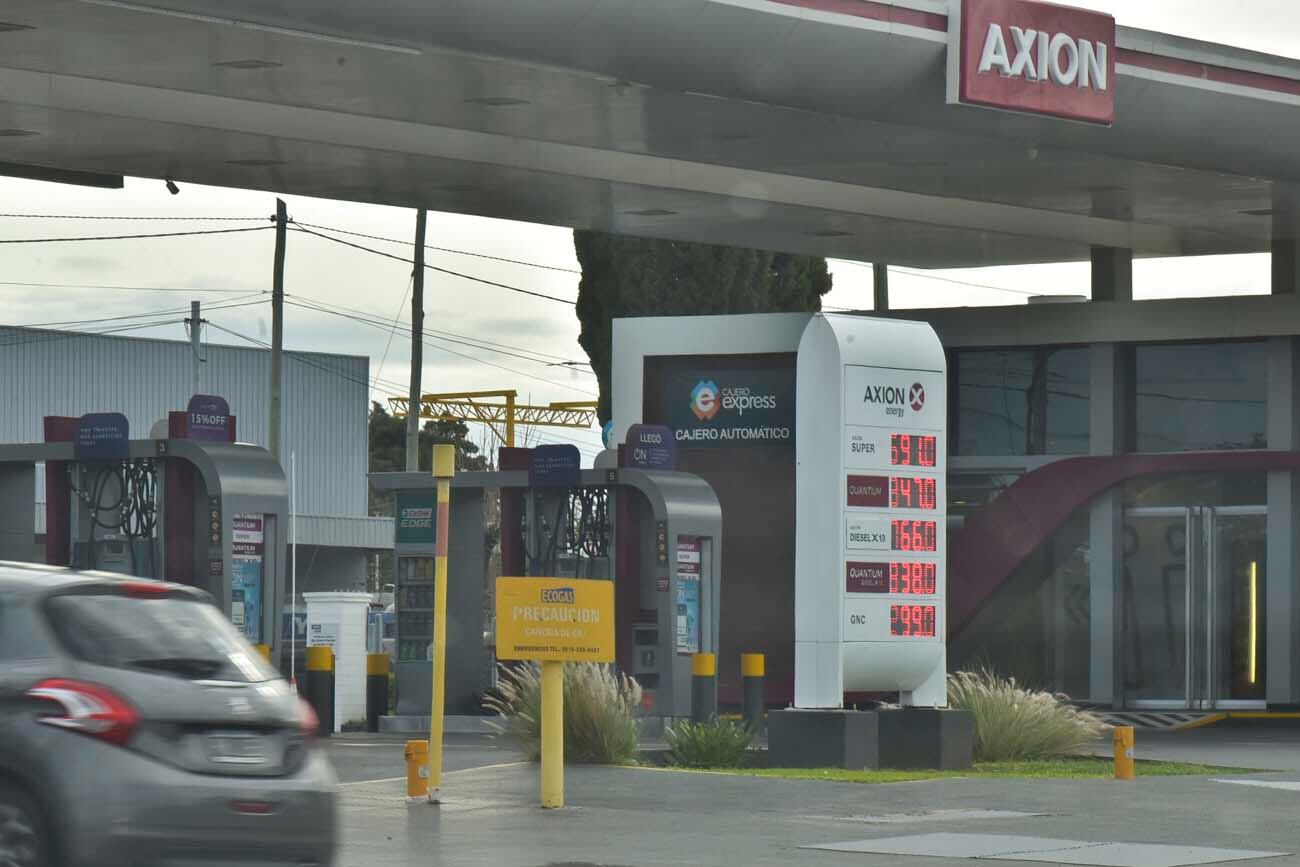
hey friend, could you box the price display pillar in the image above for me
[793,313,948,709]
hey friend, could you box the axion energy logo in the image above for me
[909,383,926,413]
[690,380,720,421]
[947,0,1116,125]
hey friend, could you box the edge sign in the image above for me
[947,0,1116,126]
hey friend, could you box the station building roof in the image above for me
[3,1,1300,268]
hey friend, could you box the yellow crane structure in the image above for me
[388,390,598,448]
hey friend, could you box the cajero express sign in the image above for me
[663,366,795,449]
[495,577,615,663]
[946,0,1116,125]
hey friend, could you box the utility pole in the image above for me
[406,208,427,472]
[270,198,287,463]
[873,263,890,312]
[188,300,203,396]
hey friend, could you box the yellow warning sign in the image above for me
[495,577,615,663]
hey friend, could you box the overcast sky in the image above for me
[0,0,1290,460]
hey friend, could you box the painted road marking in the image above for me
[1214,779,1300,792]
[338,760,530,787]
[804,833,1288,865]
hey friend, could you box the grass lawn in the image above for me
[710,757,1259,784]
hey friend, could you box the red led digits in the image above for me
[890,520,937,552]
[890,604,937,637]
[888,562,937,595]
[890,435,937,468]
[890,478,937,511]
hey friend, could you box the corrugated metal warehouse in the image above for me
[0,323,392,599]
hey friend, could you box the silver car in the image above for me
[0,562,337,867]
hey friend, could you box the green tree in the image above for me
[368,401,489,515]
[574,231,832,421]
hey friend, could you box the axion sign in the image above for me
[946,0,1117,126]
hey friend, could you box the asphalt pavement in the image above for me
[327,722,1300,867]
[324,732,520,784]
[1115,720,1300,771]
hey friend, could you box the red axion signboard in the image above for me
[946,0,1116,125]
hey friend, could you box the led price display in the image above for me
[889,562,937,595]
[890,604,937,638]
[890,476,937,510]
[890,434,937,468]
[890,519,938,552]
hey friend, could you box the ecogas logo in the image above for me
[690,380,720,421]
[541,587,576,604]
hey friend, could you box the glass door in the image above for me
[1122,507,1266,710]
[1208,510,1266,708]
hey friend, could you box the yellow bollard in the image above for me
[404,740,429,801]
[1113,726,1136,781]
[427,444,456,803]
[540,660,565,809]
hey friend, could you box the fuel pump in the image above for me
[372,448,723,723]
[0,403,288,657]
[66,457,160,576]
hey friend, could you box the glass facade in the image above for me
[953,347,1090,456]
[1133,341,1267,452]
[949,512,1091,698]
[946,334,1281,708]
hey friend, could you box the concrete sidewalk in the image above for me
[335,760,1300,866]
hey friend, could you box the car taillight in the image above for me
[297,697,319,738]
[119,580,173,597]
[26,679,139,747]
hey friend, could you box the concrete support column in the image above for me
[873,264,889,312]
[1088,343,1130,707]
[1091,247,1133,303]
[1272,239,1299,296]
[1266,337,1300,705]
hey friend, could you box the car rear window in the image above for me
[45,593,276,683]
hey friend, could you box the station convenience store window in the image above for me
[1131,341,1267,453]
[952,347,1090,457]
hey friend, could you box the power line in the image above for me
[0,279,258,295]
[892,267,1042,296]
[292,225,576,306]
[370,274,415,403]
[0,225,273,244]
[292,220,582,275]
[284,296,594,395]
[7,295,264,330]
[208,321,600,454]
[286,294,590,370]
[0,213,266,222]
[0,318,187,349]
[832,259,1042,297]
[205,320,379,393]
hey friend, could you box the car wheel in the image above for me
[0,785,47,867]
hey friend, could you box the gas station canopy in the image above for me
[4,0,1300,267]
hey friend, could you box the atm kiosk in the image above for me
[371,456,722,723]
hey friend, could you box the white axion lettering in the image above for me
[1079,39,1108,90]
[1008,26,1038,79]
[977,23,1108,92]
[978,23,1012,76]
[1048,31,1080,86]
